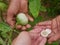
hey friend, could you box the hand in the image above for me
[12,31,31,45]
[34,16,60,44]
[29,27,47,45]
[6,0,34,30]
[12,28,47,45]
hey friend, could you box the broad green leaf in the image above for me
[0,22,12,33]
[29,0,41,18]
[0,2,7,11]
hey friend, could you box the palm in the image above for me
[12,27,47,45]
[29,27,47,45]
[34,20,60,43]
[6,0,33,30]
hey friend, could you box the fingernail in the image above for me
[21,26,26,31]
[26,24,31,28]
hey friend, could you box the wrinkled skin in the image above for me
[35,15,60,43]
[29,27,47,45]
[12,27,47,45]
[6,0,60,44]
[12,31,31,45]
[12,15,60,45]
[6,0,34,30]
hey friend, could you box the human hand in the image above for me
[29,27,47,45]
[12,27,47,45]
[12,31,32,45]
[34,16,60,44]
[6,0,34,30]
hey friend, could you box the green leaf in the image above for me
[29,0,41,18]
[1,32,8,38]
[46,41,59,45]
[0,2,7,11]
[0,22,12,33]
[51,41,59,45]
[0,37,6,45]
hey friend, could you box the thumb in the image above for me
[39,38,47,45]
[48,33,60,44]
[12,31,31,45]
[26,14,34,22]
[6,13,15,28]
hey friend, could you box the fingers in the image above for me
[16,25,22,29]
[56,16,60,31]
[29,28,44,40]
[48,33,60,44]
[29,33,40,40]
[34,20,51,32]
[39,38,47,45]
[52,18,58,33]
[26,24,31,28]
[48,32,55,38]
[33,36,43,45]
[6,13,15,28]
[22,24,31,30]
[46,25,51,29]
[16,24,31,30]
[36,20,51,26]
[26,14,34,22]
[34,26,46,29]
[21,24,31,30]
[19,0,34,22]
[19,0,28,13]
[9,0,19,14]
[12,31,31,45]
[7,0,19,28]
[29,27,43,34]
[34,24,51,29]
[21,26,27,30]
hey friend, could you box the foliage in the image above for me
[0,22,11,32]
[42,0,60,17]
[46,41,59,45]
[29,0,46,18]
[29,0,41,18]
[0,2,7,11]
[0,0,60,45]
[0,22,12,45]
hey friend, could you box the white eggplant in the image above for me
[16,13,28,25]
